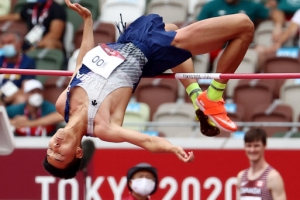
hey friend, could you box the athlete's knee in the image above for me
[236,13,254,39]
[165,23,179,31]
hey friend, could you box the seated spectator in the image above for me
[265,0,300,20]
[0,0,66,52]
[268,8,300,52]
[0,31,36,105]
[6,79,64,136]
[197,0,285,67]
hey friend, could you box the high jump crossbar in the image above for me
[1,68,300,79]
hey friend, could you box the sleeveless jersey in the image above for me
[240,166,273,200]
[64,42,147,136]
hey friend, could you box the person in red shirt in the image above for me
[123,163,158,200]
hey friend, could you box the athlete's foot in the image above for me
[196,91,237,132]
[196,109,220,137]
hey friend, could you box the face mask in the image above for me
[131,178,155,197]
[28,93,43,107]
[2,44,17,58]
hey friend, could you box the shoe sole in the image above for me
[195,99,235,133]
[196,109,220,137]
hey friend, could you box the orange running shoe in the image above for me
[195,91,237,132]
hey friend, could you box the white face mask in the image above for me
[2,44,17,58]
[131,178,155,197]
[28,93,43,107]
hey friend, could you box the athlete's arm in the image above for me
[236,171,243,200]
[268,169,287,200]
[97,123,194,163]
[65,0,94,81]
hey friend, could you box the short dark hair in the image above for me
[244,128,267,146]
[43,157,82,179]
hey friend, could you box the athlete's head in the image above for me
[244,128,267,162]
[43,128,83,179]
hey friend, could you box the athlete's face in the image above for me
[46,129,80,169]
[244,140,265,163]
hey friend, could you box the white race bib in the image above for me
[25,25,45,45]
[82,44,125,79]
[1,81,18,97]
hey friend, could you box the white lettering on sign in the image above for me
[107,176,127,200]
[86,176,104,200]
[182,177,200,200]
[204,177,222,200]
[35,176,238,199]
[58,179,78,200]
[225,177,237,200]
[160,176,178,200]
[35,176,55,200]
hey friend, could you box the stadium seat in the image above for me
[213,48,258,98]
[12,0,27,13]
[123,102,150,132]
[193,53,210,73]
[146,0,188,24]
[74,21,116,49]
[187,0,208,22]
[233,79,276,121]
[100,0,146,40]
[263,55,300,98]
[43,76,71,104]
[74,0,99,20]
[100,0,146,23]
[26,48,65,84]
[63,21,75,58]
[250,102,293,137]
[271,131,300,138]
[10,0,18,12]
[254,20,275,47]
[0,20,28,38]
[65,6,84,35]
[135,78,179,120]
[255,20,294,47]
[280,79,300,122]
[152,102,196,137]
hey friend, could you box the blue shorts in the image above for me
[117,14,192,77]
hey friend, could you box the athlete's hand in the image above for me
[173,146,195,162]
[65,0,92,19]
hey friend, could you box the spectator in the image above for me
[268,8,300,52]
[0,0,66,52]
[0,31,36,105]
[197,0,285,67]
[197,0,285,27]
[123,163,159,200]
[265,0,300,20]
[236,128,287,199]
[6,79,64,136]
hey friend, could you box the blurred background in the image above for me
[0,0,300,199]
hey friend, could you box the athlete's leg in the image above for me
[165,24,220,136]
[171,13,254,84]
[171,14,254,132]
